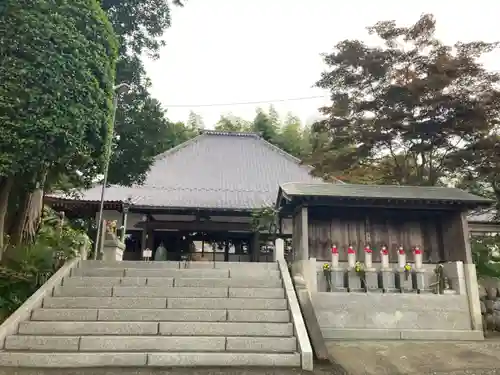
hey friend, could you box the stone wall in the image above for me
[479,277,500,334]
[311,292,481,340]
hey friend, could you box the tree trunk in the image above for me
[6,171,47,253]
[0,177,14,260]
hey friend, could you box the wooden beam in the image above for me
[134,220,253,232]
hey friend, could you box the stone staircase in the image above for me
[0,260,310,369]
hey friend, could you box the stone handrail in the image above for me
[0,257,81,348]
[277,259,313,371]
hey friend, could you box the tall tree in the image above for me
[252,108,279,143]
[0,0,118,253]
[309,14,500,186]
[215,114,251,132]
[187,111,205,131]
[101,0,186,187]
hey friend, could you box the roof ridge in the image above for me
[154,132,205,161]
[201,130,260,137]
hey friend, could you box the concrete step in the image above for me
[18,321,293,337]
[18,321,160,335]
[71,267,281,279]
[173,277,282,288]
[31,308,290,322]
[54,286,284,299]
[81,260,278,270]
[43,297,288,310]
[62,276,282,288]
[54,286,230,298]
[168,297,288,310]
[158,322,293,336]
[43,297,167,309]
[0,352,300,368]
[5,335,296,353]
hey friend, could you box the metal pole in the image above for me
[93,92,121,260]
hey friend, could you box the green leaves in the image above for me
[310,14,500,187]
[0,0,118,180]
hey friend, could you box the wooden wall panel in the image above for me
[307,209,444,262]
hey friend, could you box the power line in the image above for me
[163,95,329,108]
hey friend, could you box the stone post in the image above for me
[380,245,396,292]
[274,238,285,261]
[330,245,345,292]
[102,238,126,262]
[346,246,362,292]
[363,245,378,292]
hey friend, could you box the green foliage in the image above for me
[471,235,500,279]
[251,206,279,233]
[0,0,118,180]
[0,207,89,320]
[309,14,500,187]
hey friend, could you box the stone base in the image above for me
[381,270,397,292]
[102,239,125,262]
[364,270,380,292]
[414,270,430,293]
[347,270,363,292]
[331,269,347,292]
[396,270,414,293]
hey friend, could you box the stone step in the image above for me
[80,260,278,270]
[18,321,293,337]
[43,297,288,310]
[43,297,167,309]
[168,297,288,310]
[31,308,291,322]
[174,277,282,288]
[158,322,293,336]
[18,322,160,336]
[5,335,296,353]
[54,286,285,299]
[54,286,230,298]
[0,352,300,368]
[63,276,282,288]
[71,267,281,279]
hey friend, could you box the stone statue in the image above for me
[154,242,167,261]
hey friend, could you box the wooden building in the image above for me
[46,130,330,261]
[276,182,493,264]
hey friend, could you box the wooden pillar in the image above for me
[251,232,260,262]
[292,206,309,260]
[441,210,473,264]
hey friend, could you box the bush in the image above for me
[472,234,500,279]
[0,207,90,320]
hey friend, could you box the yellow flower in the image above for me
[323,263,331,270]
[404,263,412,272]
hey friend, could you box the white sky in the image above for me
[143,0,500,128]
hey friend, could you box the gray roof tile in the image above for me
[279,182,493,206]
[53,131,324,210]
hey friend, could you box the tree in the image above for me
[277,113,306,158]
[214,114,251,132]
[187,111,205,131]
[252,108,279,143]
[0,0,118,253]
[100,0,186,187]
[309,14,500,187]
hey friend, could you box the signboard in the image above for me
[142,248,152,259]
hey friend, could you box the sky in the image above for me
[143,0,500,128]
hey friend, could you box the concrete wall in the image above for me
[292,259,484,341]
[311,292,480,340]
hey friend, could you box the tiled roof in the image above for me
[278,182,493,207]
[51,131,326,210]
